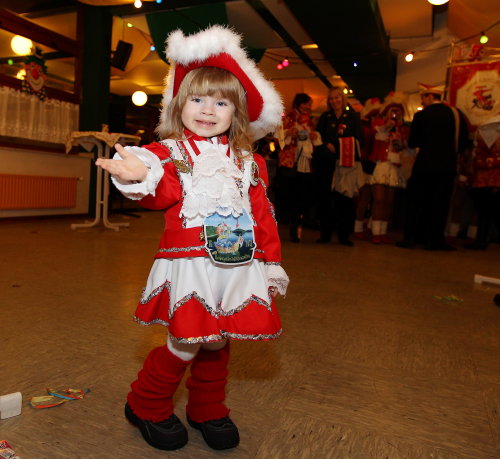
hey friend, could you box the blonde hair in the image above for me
[327,86,348,111]
[159,67,253,155]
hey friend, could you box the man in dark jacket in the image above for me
[397,85,470,250]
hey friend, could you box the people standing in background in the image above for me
[277,93,321,242]
[464,115,500,250]
[316,86,364,245]
[354,97,382,240]
[397,83,470,250]
[369,96,409,244]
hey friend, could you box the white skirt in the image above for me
[134,257,282,343]
[370,161,406,188]
[140,257,271,315]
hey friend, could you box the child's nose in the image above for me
[201,102,215,115]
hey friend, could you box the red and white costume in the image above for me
[113,134,288,344]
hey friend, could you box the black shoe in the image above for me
[424,243,457,251]
[339,239,354,247]
[187,416,240,450]
[396,239,416,249]
[125,403,188,451]
[464,241,488,250]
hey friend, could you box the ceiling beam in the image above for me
[245,0,332,89]
[284,0,395,100]
[0,8,78,56]
[110,0,238,17]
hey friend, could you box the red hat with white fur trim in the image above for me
[157,25,283,141]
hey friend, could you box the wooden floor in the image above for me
[1,211,499,458]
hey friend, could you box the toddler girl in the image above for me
[96,26,288,451]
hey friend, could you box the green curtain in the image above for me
[146,3,265,64]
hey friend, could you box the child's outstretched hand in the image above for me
[95,144,149,182]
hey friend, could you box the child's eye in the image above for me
[191,97,202,103]
[216,100,229,107]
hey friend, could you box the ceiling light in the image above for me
[427,0,449,5]
[134,0,142,8]
[11,35,33,55]
[480,33,489,44]
[132,91,148,106]
[405,51,414,62]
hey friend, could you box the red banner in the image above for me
[339,137,355,167]
[448,61,500,128]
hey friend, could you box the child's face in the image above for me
[181,94,235,138]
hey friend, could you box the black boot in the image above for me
[289,223,300,243]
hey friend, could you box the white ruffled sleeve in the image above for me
[110,146,164,200]
[265,263,290,296]
[312,131,322,146]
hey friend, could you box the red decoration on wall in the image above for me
[21,48,47,101]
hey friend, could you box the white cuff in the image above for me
[110,146,164,200]
[312,132,322,146]
[265,263,289,296]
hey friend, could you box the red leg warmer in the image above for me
[185,343,231,423]
[127,345,192,422]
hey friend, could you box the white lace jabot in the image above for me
[180,142,245,219]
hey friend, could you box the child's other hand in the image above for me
[269,287,279,298]
[95,144,149,182]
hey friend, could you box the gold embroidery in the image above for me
[173,159,191,173]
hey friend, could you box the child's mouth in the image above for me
[196,120,216,126]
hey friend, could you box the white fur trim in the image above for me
[157,25,283,142]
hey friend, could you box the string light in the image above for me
[150,45,156,51]
[276,58,290,70]
[480,32,489,44]
[405,51,414,62]
[353,61,358,67]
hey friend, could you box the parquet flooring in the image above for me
[1,211,499,458]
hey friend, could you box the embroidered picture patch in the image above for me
[203,209,256,265]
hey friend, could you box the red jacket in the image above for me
[137,142,282,263]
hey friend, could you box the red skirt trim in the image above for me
[133,284,282,343]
